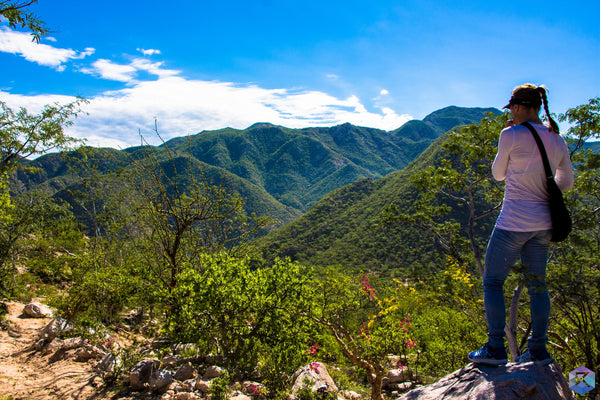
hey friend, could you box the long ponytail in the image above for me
[538,86,560,134]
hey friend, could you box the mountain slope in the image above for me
[12,106,501,231]
[256,136,448,276]
[257,108,502,276]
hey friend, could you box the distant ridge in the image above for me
[12,106,501,232]
[256,106,502,275]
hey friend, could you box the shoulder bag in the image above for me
[522,122,572,242]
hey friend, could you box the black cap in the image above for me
[503,94,542,109]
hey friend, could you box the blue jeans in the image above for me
[483,227,552,350]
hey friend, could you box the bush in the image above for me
[168,253,319,388]
[414,306,485,376]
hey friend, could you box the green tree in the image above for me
[169,253,318,389]
[0,99,87,175]
[129,130,270,297]
[381,113,523,355]
[309,271,420,400]
[0,0,48,42]
[0,189,77,297]
[385,112,507,276]
[546,98,600,386]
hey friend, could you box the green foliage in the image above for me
[309,270,421,400]
[545,97,600,379]
[209,370,232,400]
[388,112,508,276]
[169,253,318,388]
[127,136,272,296]
[0,99,87,175]
[414,306,485,376]
[49,246,145,326]
[0,188,78,297]
[411,257,486,375]
[0,0,49,42]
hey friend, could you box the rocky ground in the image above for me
[0,300,355,400]
[0,300,106,400]
[2,299,576,400]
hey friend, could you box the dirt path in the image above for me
[0,301,103,400]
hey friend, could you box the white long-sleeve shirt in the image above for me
[492,123,574,232]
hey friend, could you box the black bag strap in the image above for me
[522,121,554,180]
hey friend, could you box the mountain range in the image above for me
[12,106,500,229]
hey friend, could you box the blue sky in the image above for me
[1,0,599,148]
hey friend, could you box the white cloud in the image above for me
[81,59,137,82]
[1,64,412,150]
[380,89,389,95]
[137,48,161,56]
[130,58,180,78]
[1,77,413,149]
[80,57,180,82]
[0,26,94,69]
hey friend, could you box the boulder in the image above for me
[397,362,574,400]
[74,344,106,362]
[194,379,211,393]
[149,369,173,393]
[203,365,224,380]
[291,362,338,395]
[174,363,196,381]
[230,391,252,400]
[38,318,73,342]
[129,359,160,390]
[385,368,410,385]
[23,302,53,318]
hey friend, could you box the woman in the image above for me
[468,83,574,365]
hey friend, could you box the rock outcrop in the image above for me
[291,362,338,395]
[22,302,53,318]
[398,362,573,400]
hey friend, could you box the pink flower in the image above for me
[407,339,417,348]
[309,362,320,373]
[307,343,319,355]
[361,275,377,300]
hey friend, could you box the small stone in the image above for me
[150,370,173,394]
[174,363,196,381]
[194,379,211,393]
[203,365,223,380]
[163,355,182,368]
[340,390,362,400]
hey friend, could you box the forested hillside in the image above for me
[256,129,462,277]
[257,108,600,278]
[11,106,499,229]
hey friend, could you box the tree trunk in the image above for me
[367,366,384,400]
[505,283,524,360]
